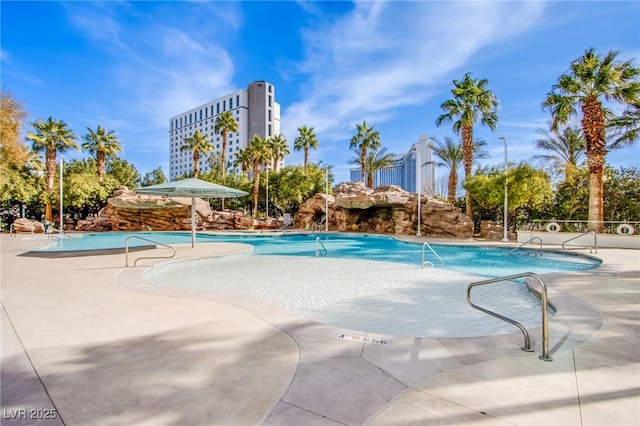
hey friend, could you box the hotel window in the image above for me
[229,97,233,109]
[268,124,272,136]
[268,95,272,107]
[236,94,240,105]
[216,103,220,114]
[268,110,271,122]
[199,110,202,120]
[268,85,272,93]
[223,100,226,111]
[179,117,182,127]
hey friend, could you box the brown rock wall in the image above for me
[295,182,472,238]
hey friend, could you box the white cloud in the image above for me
[282,1,546,149]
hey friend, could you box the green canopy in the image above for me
[134,178,248,247]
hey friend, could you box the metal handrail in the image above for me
[467,272,552,361]
[562,231,598,254]
[125,236,176,267]
[315,237,327,257]
[509,236,542,256]
[9,223,16,237]
[421,242,444,268]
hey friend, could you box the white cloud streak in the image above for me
[282,1,546,149]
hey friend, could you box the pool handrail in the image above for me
[562,231,598,254]
[9,223,16,237]
[467,272,552,362]
[125,236,176,267]
[421,241,444,268]
[315,236,327,257]
[508,236,542,256]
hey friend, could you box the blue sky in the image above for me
[2,1,639,185]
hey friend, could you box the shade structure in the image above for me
[134,178,249,247]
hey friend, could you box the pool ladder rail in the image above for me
[562,231,598,254]
[315,237,327,257]
[125,235,176,267]
[467,272,552,362]
[508,236,543,256]
[421,242,444,268]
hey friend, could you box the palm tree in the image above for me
[245,135,273,217]
[180,130,213,179]
[214,111,239,176]
[349,147,396,189]
[436,73,499,220]
[268,134,289,171]
[542,48,640,232]
[26,117,79,222]
[533,125,586,183]
[349,121,381,184]
[82,125,122,182]
[432,137,464,204]
[233,147,252,177]
[607,101,640,149]
[293,125,318,172]
[432,137,489,204]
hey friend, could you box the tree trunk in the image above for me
[221,131,228,177]
[447,169,457,204]
[582,96,606,233]
[193,151,200,179]
[587,153,605,233]
[252,162,261,217]
[360,147,366,184]
[461,124,474,220]
[97,151,105,182]
[45,148,56,223]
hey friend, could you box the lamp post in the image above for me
[59,157,64,234]
[265,165,269,219]
[325,167,329,232]
[412,145,422,236]
[499,136,508,242]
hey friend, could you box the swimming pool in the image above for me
[38,232,599,277]
[39,232,601,337]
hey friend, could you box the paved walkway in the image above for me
[1,234,638,425]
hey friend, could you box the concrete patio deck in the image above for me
[1,234,638,425]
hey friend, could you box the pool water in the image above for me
[41,232,601,337]
[40,232,600,278]
[145,254,556,337]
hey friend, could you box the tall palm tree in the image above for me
[436,73,499,220]
[268,134,289,171]
[245,135,273,217]
[214,111,239,176]
[542,48,640,232]
[180,130,213,179]
[26,117,79,222]
[349,147,396,189]
[432,137,489,204]
[533,125,586,183]
[349,121,381,184]
[293,125,318,172]
[82,125,122,182]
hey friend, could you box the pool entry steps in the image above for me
[125,235,176,267]
[421,242,444,268]
[467,272,552,362]
[562,231,598,253]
